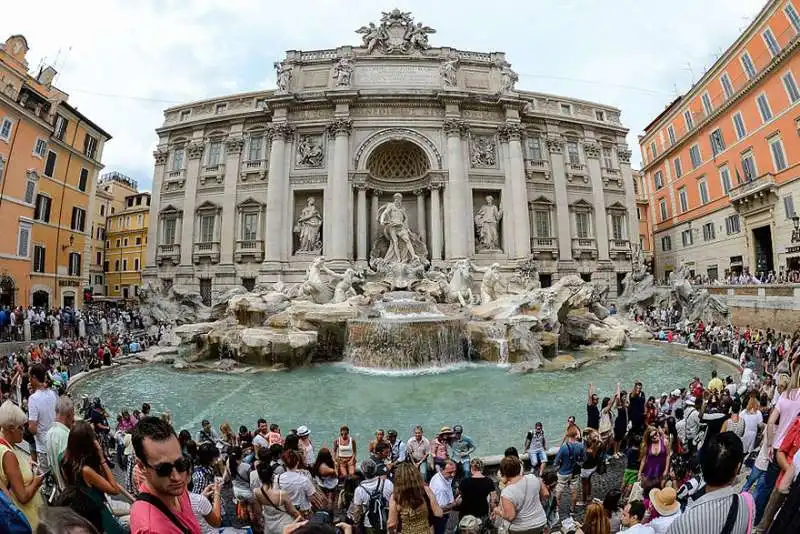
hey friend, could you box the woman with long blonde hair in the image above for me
[576,502,610,534]
[388,462,442,534]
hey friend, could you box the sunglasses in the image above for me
[145,456,191,478]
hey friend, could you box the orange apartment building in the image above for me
[640,0,800,282]
[0,34,111,308]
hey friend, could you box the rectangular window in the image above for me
[83,134,98,159]
[70,207,86,232]
[689,144,702,168]
[528,137,543,161]
[602,146,613,169]
[783,71,800,103]
[742,152,757,181]
[567,141,580,165]
[684,110,694,130]
[199,215,215,242]
[242,213,258,241]
[787,3,800,33]
[136,237,142,245]
[171,148,185,171]
[784,195,796,218]
[96,251,102,265]
[180,110,191,121]
[0,118,12,141]
[44,151,56,177]
[679,187,689,212]
[770,137,788,171]
[763,28,781,57]
[122,259,128,271]
[34,195,51,222]
[163,219,176,245]
[699,179,710,204]
[207,141,222,166]
[741,52,757,79]
[732,112,747,139]
[595,110,605,121]
[137,214,143,226]
[114,259,119,271]
[100,204,105,216]
[134,258,140,270]
[721,73,734,99]
[710,128,726,156]
[560,103,572,115]
[611,214,625,240]
[534,210,551,237]
[116,239,121,248]
[673,157,683,178]
[659,199,668,221]
[702,92,713,115]
[649,142,657,161]
[575,212,590,238]
[681,229,694,247]
[667,125,676,146]
[248,135,263,161]
[215,103,227,114]
[17,224,30,257]
[33,246,46,273]
[78,168,88,192]
[54,114,68,141]
[123,238,128,247]
[757,93,773,122]
[654,171,664,189]
[33,138,47,157]
[720,165,732,194]
[702,222,715,241]
[661,236,672,251]
[68,252,81,276]
[725,214,741,234]
[24,179,35,204]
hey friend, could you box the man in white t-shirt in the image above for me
[429,460,458,534]
[350,459,394,533]
[253,418,269,451]
[27,363,58,472]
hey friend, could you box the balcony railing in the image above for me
[728,172,776,203]
[601,167,620,176]
[572,237,596,248]
[166,169,185,180]
[609,239,631,251]
[532,237,558,249]
[240,159,267,181]
[157,243,180,265]
[567,162,585,172]
[202,163,225,176]
[192,242,220,264]
[244,159,266,170]
[234,240,264,262]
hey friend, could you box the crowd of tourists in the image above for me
[0,304,147,343]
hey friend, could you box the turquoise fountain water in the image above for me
[72,344,730,455]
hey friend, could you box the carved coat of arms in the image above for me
[355,9,436,54]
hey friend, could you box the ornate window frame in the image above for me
[606,202,629,241]
[158,204,182,245]
[195,201,221,244]
[529,196,555,238]
[569,199,594,239]
[237,198,264,242]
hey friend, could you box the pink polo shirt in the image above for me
[130,487,201,534]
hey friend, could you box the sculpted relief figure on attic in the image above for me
[296,136,324,168]
[331,57,354,86]
[355,9,436,54]
[440,55,458,88]
[274,61,293,93]
[471,136,497,168]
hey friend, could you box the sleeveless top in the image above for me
[398,501,432,534]
[726,416,746,438]
[0,442,43,529]
[258,487,295,534]
[642,437,667,480]
[337,437,354,458]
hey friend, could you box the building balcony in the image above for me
[728,172,777,206]
[234,240,264,263]
[524,159,550,180]
[202,163,225,176]
[240,159,267,181]
[572,237,597,258]
[193,241,221,264]
[567,162,585,172]
[157,243,180,265]
[609,239,632,258]
[531,236,558,258]
[166,168,185,180]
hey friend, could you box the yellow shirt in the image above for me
[708,377,724,393]
[0,443,43,529]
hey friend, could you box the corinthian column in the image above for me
[146,147,168,270]
[429,183,443,261]
[355,184,368,263]
[263,123,293,267]
[443,119,469,258]
[498,122,531,259]
[326,119,353,263]
[414,189,426,241]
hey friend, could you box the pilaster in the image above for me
[546,134,573,262]
[146,147,168,269]
[443,119,469,259]
[220,134,245,264]
[584,140,609,261]
[355,183,368,263]
[498,122,531,259]
[618,146,638,251]
[179,139,204,266]
[325,118,353,263]
[263,123,293,269]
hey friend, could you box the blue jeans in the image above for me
[459,457,471,479]
[743,466,766,506]
[755,460,780,525]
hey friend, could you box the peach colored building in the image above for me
[0,34,111,308]
[640,0,800,282]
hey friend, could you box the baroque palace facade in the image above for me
[144,10,638,302]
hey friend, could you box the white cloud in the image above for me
[2,0,765,188]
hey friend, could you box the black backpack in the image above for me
[363,479,389,532]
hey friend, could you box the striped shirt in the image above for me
[666,486,752,534]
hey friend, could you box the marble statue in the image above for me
[440,56,458,87]
[405,22,435,50]
[479,263,508,303]
[294,198,323,254]
[447,259,475,306]
[274,61,293,93]
[357,9,435,55]
[356,22,387,54]
[299,256,338,303]
[500,63,518,93]
[379,193,419,264]
[296,136,324,167]
[332,58,354,86]
[471,137,496,167]
[332,268,359,303]
[474,195,503,251]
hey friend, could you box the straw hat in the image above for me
[439,426,454,435]
[296,425,310,437]
[650,487,680,516]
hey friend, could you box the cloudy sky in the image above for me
[5,0,765,191]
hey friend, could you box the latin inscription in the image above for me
[356,65,439,87]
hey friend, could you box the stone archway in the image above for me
[32,290,49,308]
[355,128,442,173]
[0,276,15,308]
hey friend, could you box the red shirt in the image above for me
[130,488,201,534]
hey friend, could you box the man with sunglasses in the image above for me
[130,416,201,534]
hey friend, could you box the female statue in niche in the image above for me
[474,195,503,251]
[294,197,323,254]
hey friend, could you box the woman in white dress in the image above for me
[741,393,764,452]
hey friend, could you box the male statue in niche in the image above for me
[474,194,503,251]
[379,193,419,264]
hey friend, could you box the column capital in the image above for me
[427,182,443,191]
[352,182,369,191]
[545,135,564,154]
[583,140,601,159]
[327,118,353,137]
[187,141,205,160]
[442,119,469,137]
[267,122,295,141]
[225,136,246,155]
[412,188,426,196]
[153,148,169,166]
[497,122,522,142]
[617,147,632,164]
